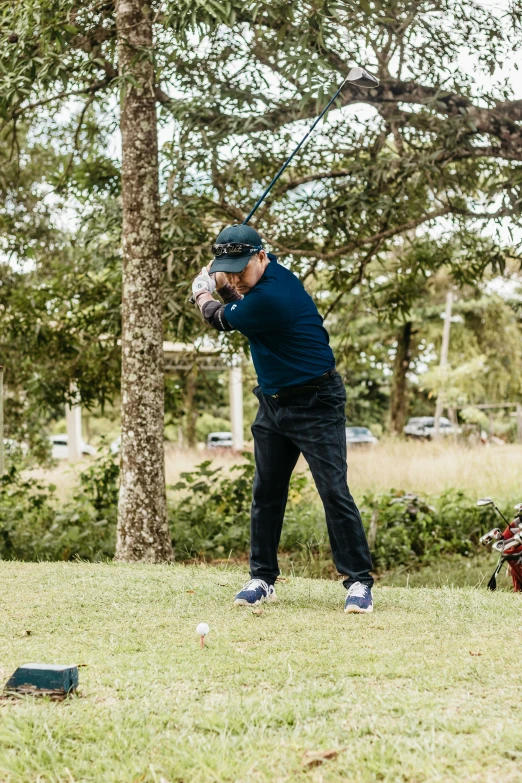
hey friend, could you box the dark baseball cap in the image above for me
[210,224,264,273]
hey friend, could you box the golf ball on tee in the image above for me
[197,623,210,637]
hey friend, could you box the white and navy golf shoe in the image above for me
[234,578,277,606]
[344,582,373,614]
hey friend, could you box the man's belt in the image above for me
[272,369,337,399]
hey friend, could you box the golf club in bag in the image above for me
[189,66,379,302]
[477,497,522,591]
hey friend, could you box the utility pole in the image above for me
[0,366,4,475]
[434,291,453,438]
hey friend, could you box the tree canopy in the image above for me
[1,0,522,436]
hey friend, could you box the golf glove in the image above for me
[192,268,216,298]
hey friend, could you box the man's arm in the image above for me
[217,282,242,304]
[194,290,234,332]
[192,267,243,332]
[192,268,244,332]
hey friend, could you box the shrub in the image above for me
[0,452,506,572]
[0,450,118,561]
[360,489,499,571]
[169,455,322,559]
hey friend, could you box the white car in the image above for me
[403,416,462,439]
[207,431,233,449]
[346,426,379,447]
[49,434,96,460]
[110,436,121,454]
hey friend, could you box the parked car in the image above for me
[403,416,461,439]
[346,426,379,447]
[207,431,233,449]
[110,436,121,454]
[49,434,96,460]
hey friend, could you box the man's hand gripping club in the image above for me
[192,267,216,299]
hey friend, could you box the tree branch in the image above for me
[322,238,385,320]
[274,206,453,263]
[60,94,97,183]
[10,77,113,120]
[164,69,522,161]
[273,167,357,195]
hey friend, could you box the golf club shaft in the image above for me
[189,82,344,302]
[493,504,510,525]
[243,80,346,225]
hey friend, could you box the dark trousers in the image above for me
[250,371,374,589]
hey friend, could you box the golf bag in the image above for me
[487,521,522,592]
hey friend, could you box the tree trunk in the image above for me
[389,321,413,436]
[115,0,173,562]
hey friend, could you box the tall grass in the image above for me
[346,439,522,501]
[28,439,522,503]
[165,440,522,502]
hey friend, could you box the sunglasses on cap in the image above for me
[211,242,263,257]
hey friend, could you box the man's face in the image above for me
[224,251,268,294]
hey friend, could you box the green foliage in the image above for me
[0,448,511,572]
[169,455,318,558]
[2,0,522,445]
[169,456,255,558]
[77,445,119,519]
[168,459,503,572]
[362,490,499,571]
[0,450,118,562]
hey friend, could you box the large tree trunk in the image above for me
[389,321,413,436]
[115,0,173,562]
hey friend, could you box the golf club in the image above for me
[189,66,379,304]
[493,534,522,554]
[479,528,503,546]
[476,497,509,524]
[242,66,379,225]
[478,498,522,591]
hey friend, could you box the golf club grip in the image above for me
[243,80,345,225]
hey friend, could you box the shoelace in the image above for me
[241,578,269,594]
[347,582,368,598]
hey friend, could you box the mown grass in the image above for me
[1,562,522,783]
[377,551,513,589]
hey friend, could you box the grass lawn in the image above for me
[1,562,522,783]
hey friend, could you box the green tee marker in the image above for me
[4,664,79,696]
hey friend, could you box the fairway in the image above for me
[1,563,521,783]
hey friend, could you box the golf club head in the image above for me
[479,528,502,546]
[493,534,522,553]
[346,66,379,89]
[476,497,494,507]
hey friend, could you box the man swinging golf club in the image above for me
[191,226,374,613]
[191,66,379,613]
